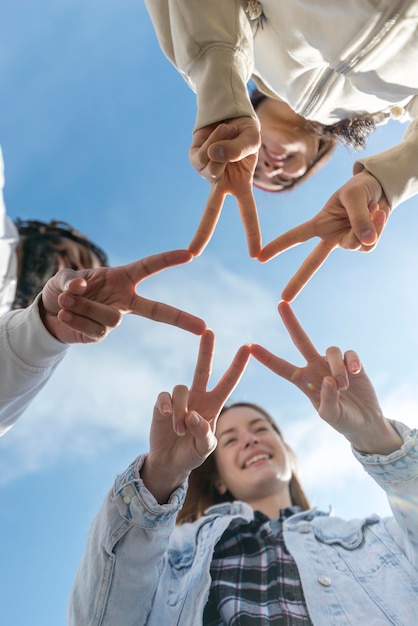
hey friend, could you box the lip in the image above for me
[242,451,271,469]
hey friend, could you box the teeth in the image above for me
[245,454,269,468]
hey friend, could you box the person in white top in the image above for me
[0,148,205,435]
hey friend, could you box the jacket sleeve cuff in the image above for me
[353,118,418,209]
[190,45,256,131]
[352,421,418,484]
[3,293,69,368]
[113,455,187,528]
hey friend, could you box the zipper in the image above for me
[300,0,409,118]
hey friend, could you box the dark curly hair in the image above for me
[12,219,108,309]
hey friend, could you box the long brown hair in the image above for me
[177,402,310,524]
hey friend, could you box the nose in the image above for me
[260,149,309,180]
[243,431,259,448]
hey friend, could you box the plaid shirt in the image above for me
[203,507,314,625]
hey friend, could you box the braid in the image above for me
[323,114,376,150]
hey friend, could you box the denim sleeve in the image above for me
[352,420,418,569]
[67,454,186,626]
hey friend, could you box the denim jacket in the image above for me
[68,421,418,625]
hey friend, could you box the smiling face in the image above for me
[214,406,292,510]
[253,98,322,191]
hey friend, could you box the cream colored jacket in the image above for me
[145,0,418,208]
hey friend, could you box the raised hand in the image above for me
[250,302,402,455]
[258,170,389,301]
[142,329,251,503]
[188,117,262,258]
[40,250,206,344]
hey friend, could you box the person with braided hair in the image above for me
[145,0,418,295]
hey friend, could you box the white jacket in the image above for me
[0,147,19,315]
[145,0,418,208]
[0,296,68,435]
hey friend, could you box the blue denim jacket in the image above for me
[68,421,418,625]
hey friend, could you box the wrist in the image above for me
[141,456,189,505]
[350,419,403,456]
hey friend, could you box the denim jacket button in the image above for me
[318,575,331,587]
[123,496,131,504]
[299,525,310,533]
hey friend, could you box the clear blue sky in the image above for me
[1,2,418,625]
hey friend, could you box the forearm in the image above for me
[68,456,186,626]
[353,421,418,565]
[144,0,256,130]
[0,296,68,435]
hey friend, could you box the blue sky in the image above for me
[1,2,418,624]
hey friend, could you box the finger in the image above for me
[156,391,173,417]
[281,241,336,302]
[185,411,217,457]
[56,309,108,342]
[318,377,341,425]
[235,187,262,258]
[190,329,215,393]
[172,384,190,436]
[58,293,123,329]
[250,343,296,381]
[188,186,225,256]
[190,124,238,171]
[124,250,194,284]
[63,276,88,295]
[278,302,321,361]
[258,221,316,263]
[325,346,348,390]
[207,131,259,163]
[211,345,251,410]
[340,187,377,246]
[131,296,206,335]
[344,350,362,375]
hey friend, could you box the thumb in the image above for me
[318,376,340,424]
[64,275,88,295]
[185,412,217,458]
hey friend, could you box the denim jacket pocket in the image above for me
[312,514,405,576]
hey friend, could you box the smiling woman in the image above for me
[68,307,418,626]
[178,402,310,524]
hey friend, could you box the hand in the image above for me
[259,170,390,301]
[40,249,206,344]
[142,329,251,503]
[188,118,262,258]
[250,302,402,455]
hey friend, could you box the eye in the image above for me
[255,426,268,434]
[222,437,237,447]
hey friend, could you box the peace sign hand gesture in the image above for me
[250,302,402,455]
[41,249,206,344]
[189,118,262,258]
[142,330,251,503]
[259,170,389,301]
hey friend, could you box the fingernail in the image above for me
[60,310,72,322]
[176,421,186,436]
[211,146,225,161]
[350,361,360,374]
[61,294,75,308]
[162,403,171,415]
[188,412,200,426]
[361,229,375,244]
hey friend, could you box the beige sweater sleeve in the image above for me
[144,0,257,131]
[354,97,418,209]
